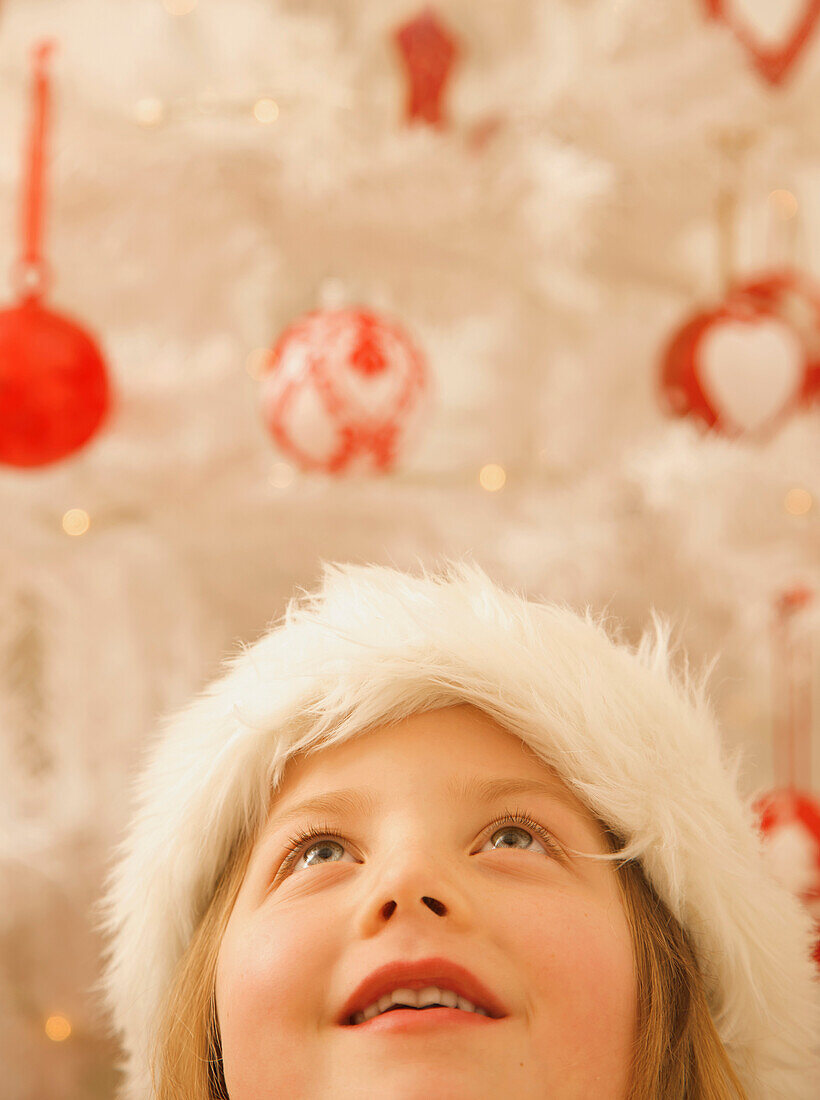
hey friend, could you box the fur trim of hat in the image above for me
[95,559,820,1098]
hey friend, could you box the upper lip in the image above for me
[337,956,508,1025]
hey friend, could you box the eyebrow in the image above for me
[265,773,585,837]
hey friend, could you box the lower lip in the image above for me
[344,1008,501,1033]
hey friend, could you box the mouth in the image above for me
[336,956,509,1027]
[343,1005,503,1031]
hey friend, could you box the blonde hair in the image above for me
[99,561,818,1098]
[151,770,749,1100]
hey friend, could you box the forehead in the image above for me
[279,704,565,782]
[266,704,607,845]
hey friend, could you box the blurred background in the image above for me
[1,1,819,1096]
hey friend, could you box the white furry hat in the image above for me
[95,559,820,1099]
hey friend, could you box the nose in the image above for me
[357,823,467,934]
[380,895,447,919]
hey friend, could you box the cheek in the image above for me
[507,889,637,1059]
[217,909,330,1029]
[215,906,339,1093]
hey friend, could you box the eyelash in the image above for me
[279,806,565,876]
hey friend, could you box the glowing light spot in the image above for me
[62,509,90,537]
[479,464,506,492]
[45,1015,71,1042]
[162,0,198,14]
[253,98,280,124]
[769,190,798,219]
[134,97,165,127]
[268,462,295,489]
[245,348,270,379]
[784,488,812,515]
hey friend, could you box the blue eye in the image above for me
[278,807,565,877]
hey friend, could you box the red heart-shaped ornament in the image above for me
[703,0,820,84]
[659,270,820,436]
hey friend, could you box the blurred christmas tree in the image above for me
[0,1,818,1096]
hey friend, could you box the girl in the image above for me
[96,559,820,1098]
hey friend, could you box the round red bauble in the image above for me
[259,307,431,474]
[753,787,820,968]
[659,268,820,437]
[0,297,111,467]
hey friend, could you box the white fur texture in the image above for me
[94,559,820,1098]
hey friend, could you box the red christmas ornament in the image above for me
[753,789,820,967]
[0,299,111,468]
[702,0,820,85]
[0,41,111,469]
[659,268,820,437]
[752,588,820,968]
[728,268,820,402]
[259,308,431,474]
[394,8,459,127]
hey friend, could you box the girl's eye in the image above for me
[277,809,565,878]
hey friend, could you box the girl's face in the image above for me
[215,704,637,1099]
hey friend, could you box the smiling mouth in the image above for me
[345,1005,502,1027]
[348,1005,440,1023]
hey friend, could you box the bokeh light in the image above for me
[245,348,270,379]
[162,0,198,14]
[479,464,506,492]
[268,462,295,489]
[784,487,812,516]
[62,509,90,536]
[769,189,798,219]
[45,1015,71,1042]
[253,98,280,124]
[134,97,165,127]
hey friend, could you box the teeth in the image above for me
[352,986,490,1025]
